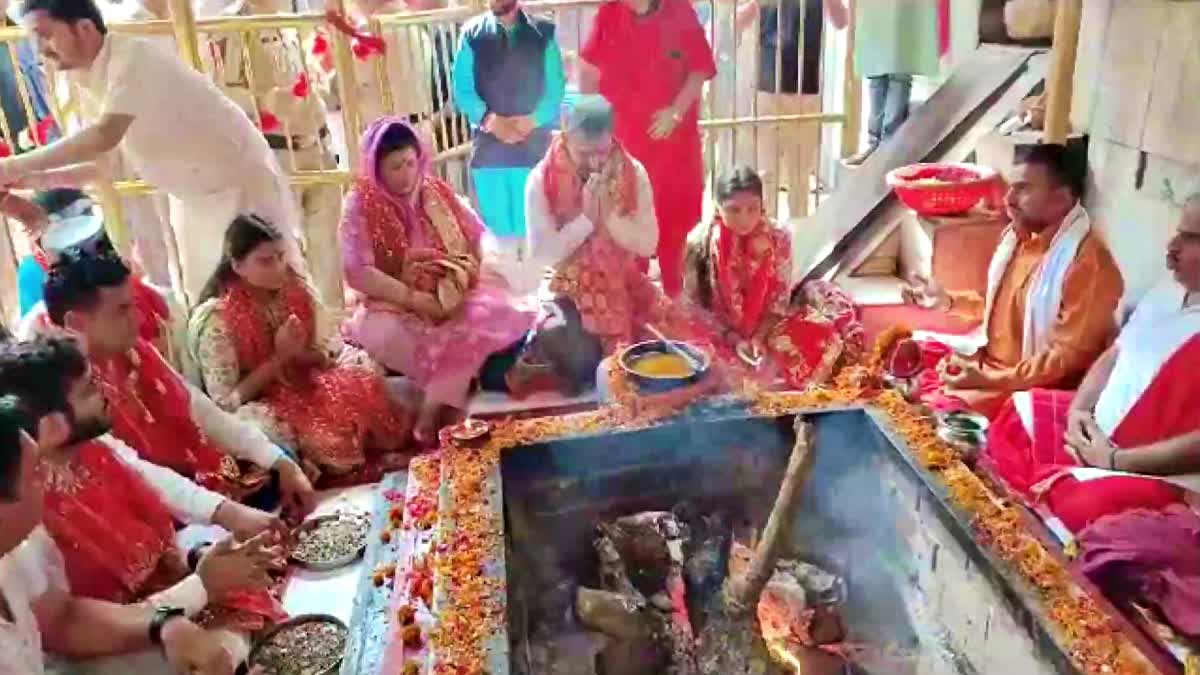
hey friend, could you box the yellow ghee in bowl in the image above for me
[630,352,694,378]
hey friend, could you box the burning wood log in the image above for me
[584,513,700,675]
[676,506,730,633]
[575,587,651,640]
[695,416,817,675]
[581,529,665,675]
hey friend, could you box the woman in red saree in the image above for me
[189,215,410,478]
[682,167,864,388]
[581,0,717,298]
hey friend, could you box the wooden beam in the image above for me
[1043,0,1082,144]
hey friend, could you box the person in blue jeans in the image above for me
[845,0,939,166]
[453,0,565,291]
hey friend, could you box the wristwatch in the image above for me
[148,606,186,647]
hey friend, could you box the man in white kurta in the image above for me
[4,0,300,304]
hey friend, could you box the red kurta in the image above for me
[582,0,716,297]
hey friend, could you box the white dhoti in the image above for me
[168,159,302,305]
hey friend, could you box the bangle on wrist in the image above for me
[1108,446,1121,471]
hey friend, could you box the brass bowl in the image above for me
[618,340,711,393]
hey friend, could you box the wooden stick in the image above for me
[727,416,816,612]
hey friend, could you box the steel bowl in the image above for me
[248,613,348,675]
[289,513,370,571]
[937,424,986,465]
[938,411,990,434]
[618,340,711,393]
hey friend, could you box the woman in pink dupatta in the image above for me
[340,118,536,441]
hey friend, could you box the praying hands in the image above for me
[485,113,536,144]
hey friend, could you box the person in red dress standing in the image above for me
[580,0,716,298]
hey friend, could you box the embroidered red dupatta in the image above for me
[539,135,664,347]
[42,440,285,629]
[91,339,268,497]
[709,215,784,340]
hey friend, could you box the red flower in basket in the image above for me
[0,140,12,158]
[291,73,310,99]
[886,162,999,217]
[886,338,924,379]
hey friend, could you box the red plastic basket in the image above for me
[886,163,999,216]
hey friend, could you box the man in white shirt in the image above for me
[0,394,250,675]
[42,248,316,518]
[524,94,666,350]
[1,0,302,303]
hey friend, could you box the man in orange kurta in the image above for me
[905,145,1123,417]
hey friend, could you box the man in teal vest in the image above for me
[453,0,565,291]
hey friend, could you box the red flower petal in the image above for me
[35,117,56,145]
[291,72,310,99]
[258,110,281,133]
[351,38,371,61]
[311,33,329,56]
[0,141,12,158]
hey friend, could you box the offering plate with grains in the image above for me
[249,614,348,675]
[290,512,370,571]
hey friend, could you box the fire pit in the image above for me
[338,397,1168,675]
[500,408,1086,675]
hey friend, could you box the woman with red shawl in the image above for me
[340,118,536,442]
[188,214,411,479]
[580,0,717,298]
[682,166,864,388]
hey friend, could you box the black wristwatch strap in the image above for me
[148,606,186,647]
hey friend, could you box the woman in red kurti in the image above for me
[581,0,716,298]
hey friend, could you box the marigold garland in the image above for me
[867,324,912,371]
[418,326,1155,675]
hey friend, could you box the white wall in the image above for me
[1071,0,1200,307]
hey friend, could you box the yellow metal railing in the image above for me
[0,0,857,323]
